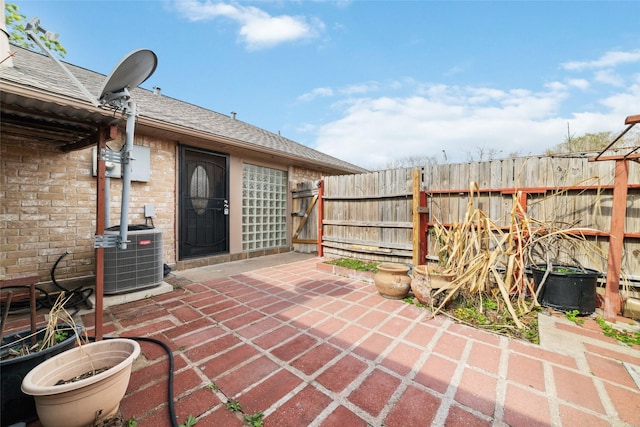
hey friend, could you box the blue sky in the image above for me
[12,0,640,169]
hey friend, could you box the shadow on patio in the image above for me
[11,253,640,426]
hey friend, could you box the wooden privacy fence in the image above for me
[313,153,639,320]
[317,154,640,279]
[319,168,414,263]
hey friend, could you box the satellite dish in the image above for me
[95,48,157,249]
[98,49,157,104]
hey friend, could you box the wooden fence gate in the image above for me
[291,181,320,253]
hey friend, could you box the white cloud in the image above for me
[297,87,334,102]
[594,69,625,87]
[176,0,324,49]
[305,48,639,169]
[598,83,640,115]
[545,81,567,91]
[567,79,589,90]
[297,81,381,103]
[339,82,379,95]
[561,49,640,71]
[310,82,633,169]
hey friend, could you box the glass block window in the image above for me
[242,164,288,251]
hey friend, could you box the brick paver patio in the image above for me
[14,255,640,426]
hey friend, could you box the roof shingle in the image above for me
[1,46,367,174]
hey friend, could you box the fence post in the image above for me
[411,169,423,267]
[317,179,324,257]
[604,159,628,320]
[412,169,427,266]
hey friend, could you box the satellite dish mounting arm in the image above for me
[25,18,100,107]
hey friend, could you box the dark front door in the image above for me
[179,146,229,259]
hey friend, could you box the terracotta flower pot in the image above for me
[374,263,411,299]
[411,264,456,306]
[21,338,140,427]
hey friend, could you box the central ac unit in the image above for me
[104,225,163,295]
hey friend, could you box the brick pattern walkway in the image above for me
[23,257,640,426]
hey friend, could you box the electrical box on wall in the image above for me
[92,145,151,182]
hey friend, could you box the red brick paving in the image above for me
[214,356,279,396]
[381,341,423,375]
[238,369,302,415]
[320,405,369,427]
[316,353,367,392]
[352,332,393,359]
[445,405,492,427]
[290,343,341,375]
[603,382,640,425]
[415,353,459,394]
[455,368,498,417]
[18,256,640,427]
[199,344,260,378]
[383,384,440,426]
[467,341,502,374]
[558,404,611,427]
[507,353,546,392]
[503,384,552,427]
[585,352,637,389]
[264,385,332,427]
[553,365,605,414]
[347,368,401,416]
[271,333,318,361]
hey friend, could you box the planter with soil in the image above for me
[410,264,457,307]
[21,338,140,427]
[531,264,601,315]
[0,324,82,427]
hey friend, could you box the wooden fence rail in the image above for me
[319,154,639,278]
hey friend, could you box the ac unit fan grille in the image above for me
[104,229,163,295]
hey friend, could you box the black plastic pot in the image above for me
[531,265,600,315]
[0,324,81,426]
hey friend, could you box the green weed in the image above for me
[226,399,242,412]
[179,415,197,427]
[243,411,264,427]
[565,310,584,325]
[54,330,68,343]
[325,258,379,273]
[596,317,640,346]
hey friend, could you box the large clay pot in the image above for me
[21,338,140,427]
[411,264,456,306]
[374,263,411,299]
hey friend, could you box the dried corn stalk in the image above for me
[429,180,607,328]
[42,292,85,350]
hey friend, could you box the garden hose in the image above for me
[95,335,179,427]
[46,251,94,314]
[2,251,93,318]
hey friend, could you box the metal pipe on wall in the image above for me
[118,101,137,249]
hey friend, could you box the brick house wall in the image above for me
[1,132,336,284]
[0,130,177,283]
